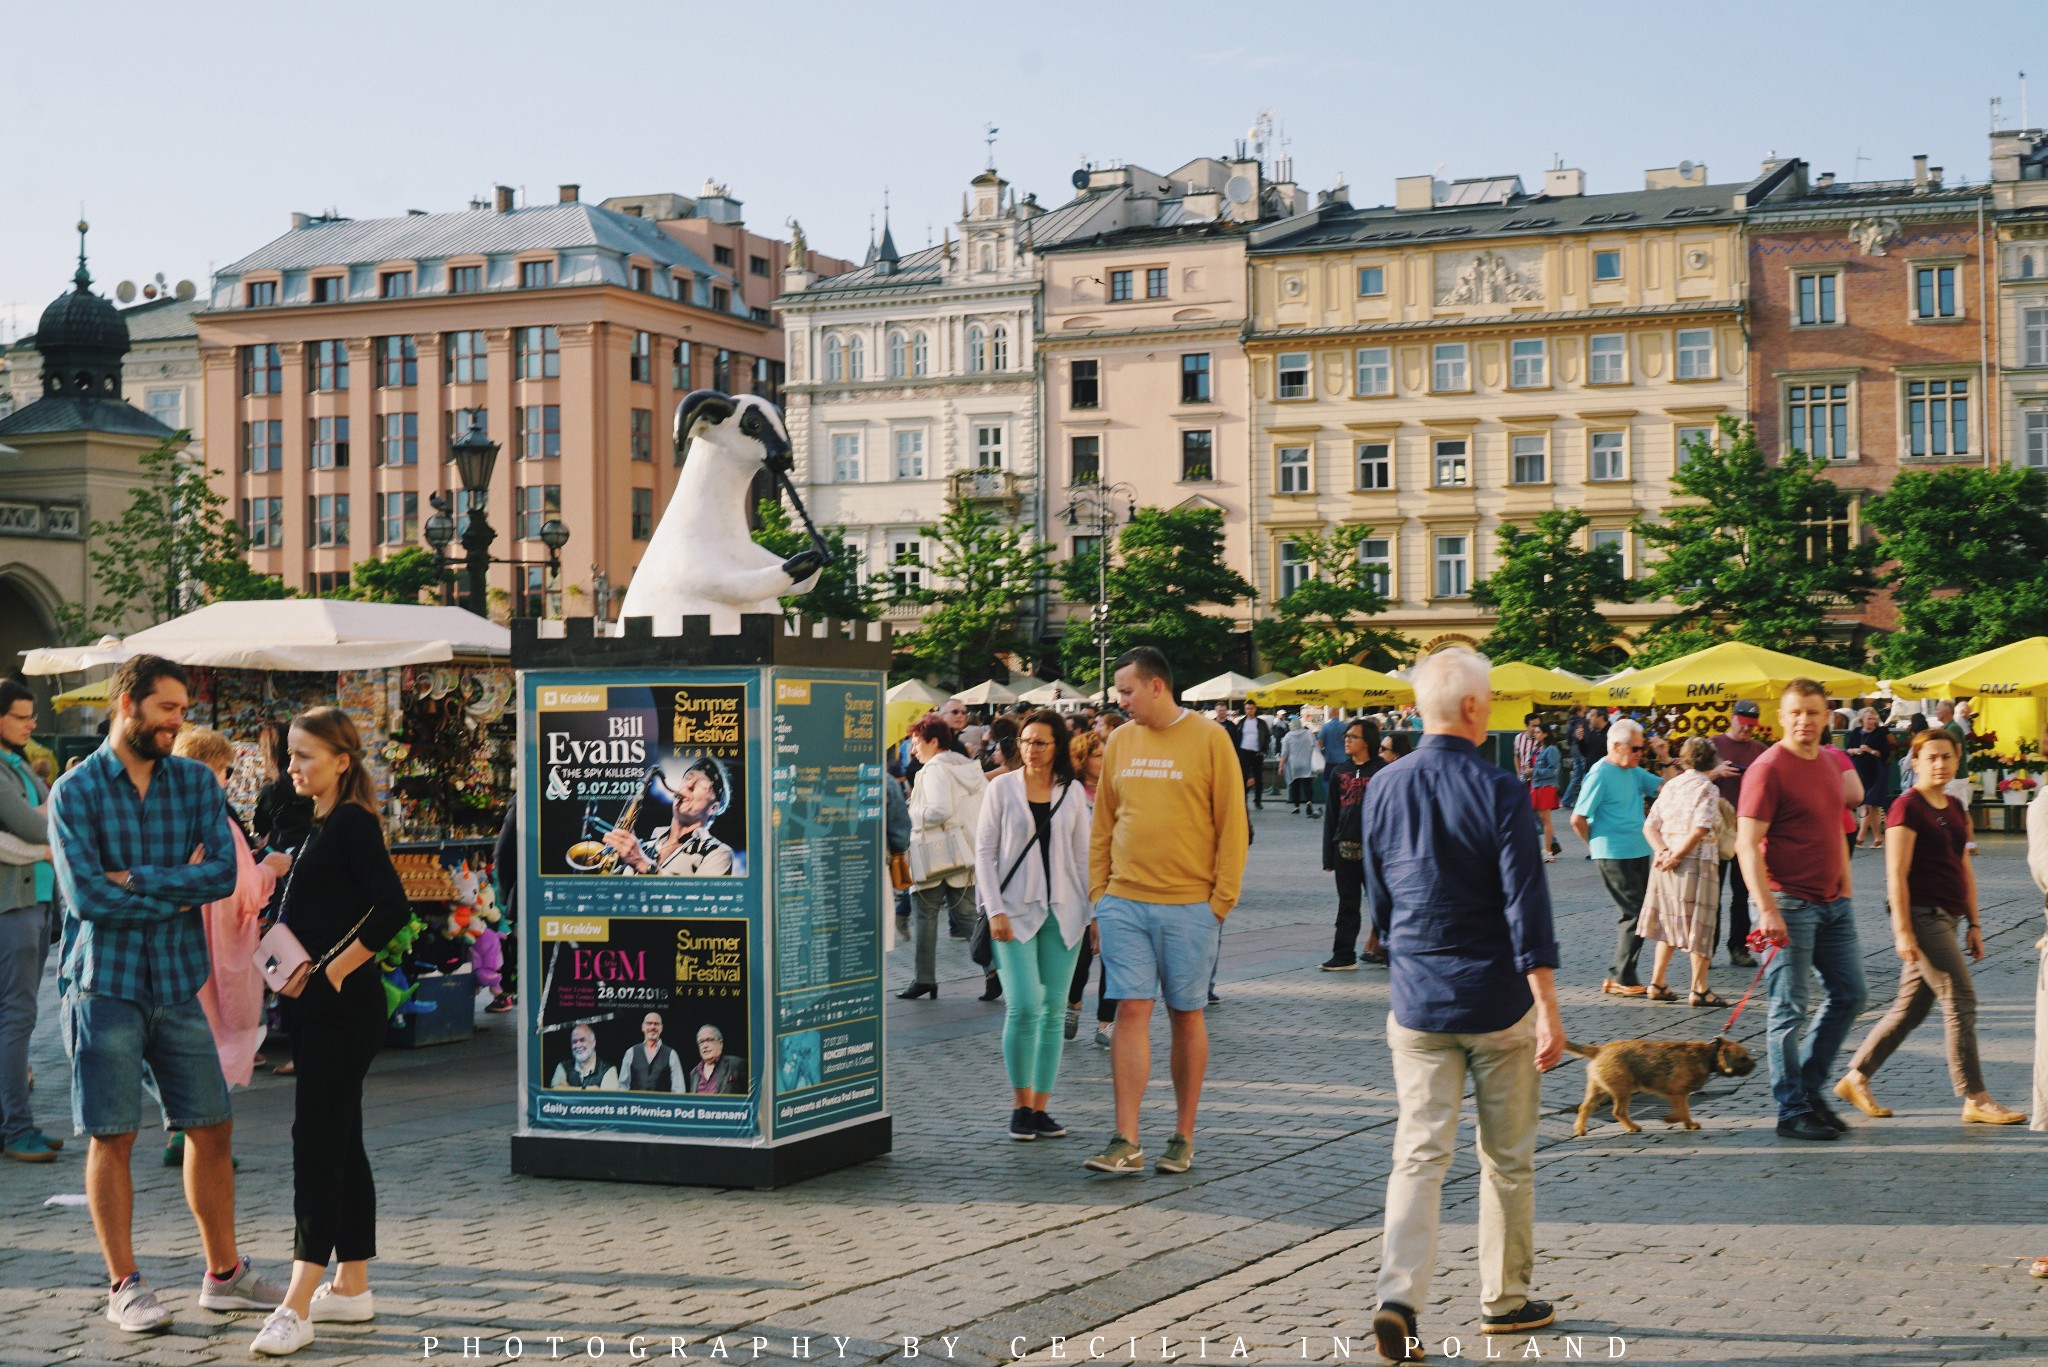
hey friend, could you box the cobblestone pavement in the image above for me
[3,794,2046,1365]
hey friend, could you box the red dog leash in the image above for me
[1721,930,1781,1035]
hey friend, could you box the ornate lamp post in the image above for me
[424,420,572,618]
[1058,481,1136,702]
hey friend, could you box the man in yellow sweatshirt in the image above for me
[1083,646,1248,1177]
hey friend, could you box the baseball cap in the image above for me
[1732,700,1760,718]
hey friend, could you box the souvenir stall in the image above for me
[1891,637,2048,832]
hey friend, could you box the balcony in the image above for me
[949,467,1021,510]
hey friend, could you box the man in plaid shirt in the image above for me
[49,656,284,1334]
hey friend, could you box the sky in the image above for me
[5,0,2048,340]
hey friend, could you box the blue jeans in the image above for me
[60,988,232,1136]
[0,902,51,1143]
[1560,755,1589,809]
[1762,896,1867,1122]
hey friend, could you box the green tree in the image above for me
[1251,523,1405,674]
[55,434,290,642]
[1632,418,1877,667]
[1864,465,2048,675]
[336,547,446,604]
[1469,509,1633,672]
[894,505,1049,687]
[751,498,885,621]
[1059,505,1254,693]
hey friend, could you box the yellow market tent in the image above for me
[885,679,948,748]
[1487,662,1587,732]
[1891,637,2048,760]
[1580,641,1875,709]
[1249,663,1414,709]
[50,677,110,711]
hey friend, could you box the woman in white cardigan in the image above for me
[977,708,1093,1143]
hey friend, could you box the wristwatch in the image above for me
[124,869,144,897]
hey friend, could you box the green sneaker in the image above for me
[1083,1134,1144,1175]
[1156,1133,1194,1174]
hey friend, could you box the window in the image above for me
[1070,435,1100,485]
[308,339,349,391]
[631,487,655,541]
[449,264,482,294]
[516,259,553,289]
[1431,343,1468,392]
[1593,249,1622,281]
[517,485,561,540]
[2025,308,2048,367]
[750,255,770,278]
[240,344,281,395]
[380,412,418,466]
[890,537,925,598]
[711,286,732,313]
[309,493,350,547]
[1510,433,1547,484]
[377,335,417,387]
[1432,438,1470,487]
[2024,410,2048,468]
[1358,536,1392,595]
[1356,442,1391,490]
[243,497,282,549]
[516,325,560,379]
[1588,333,1626,384]
[379,270,412,298]
[146,388,183,429]
[309,415,350,469]
[242,419,283,472]
[446,407,488,456]
[311,276,342,303]
[966,326,985,373]
[894,430,926,480]
[381,491,418,546]
[1068,534,1100,577]
[518,404,561,460]
[1181,430,1213,481]
[1146,267,1169,298]
[714,348,733,392]
[975,424,1004,468]
[1433,535,1470,597]
[1675,328,1715,380]
[1278,542,1311,598]
[824,336,843,382]
[885,331,909,379]
[630,408,653,463]
[1071,359,1100,408]
[1906,378,1970,457]
[630,331,651,382]
[310,571,351,597]
[1357,266,1385,297]
[1509,338,1547,388]
[1109,270,1133,302]
[630,265,651,293]
[833,432,861,482]
[1182,353,1211,403]
[673,340,692,389]
[446,331,487,384]
[520,565,550,618]
[990,325,1009,371]
[1914,265,1958,319]
[1786,383,1850,460]
[911,332,928,376]
[453,487,483,535]
[1676,425,1716,465]
[1277,351,1311,400]
[1795,272,1838,326]
[713,245,735,267]
[246,280,277,307]
[846,335,864,380]
[1277,445,1311,494]
[1354,346,1392,397]
[1589,430,1626,481]
[1589,528,1627,573]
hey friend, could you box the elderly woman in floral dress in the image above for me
[1637,737,1727,1007]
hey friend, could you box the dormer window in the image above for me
[246,280,277,307]
[449,264,483,293]
[631,265,651,292]
[311,276,343,304]
[379,270,412,298]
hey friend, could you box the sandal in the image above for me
[1644,984,1678,1002]
[1688,990,1726,1008]
[2029,1257,2048,1279]
[1601,980,1647,997]
[272,1060,295,1077]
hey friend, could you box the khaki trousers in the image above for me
[1377,1008,1539,1318]
[2032,936,2048,1134]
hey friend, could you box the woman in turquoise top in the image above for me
[0,679,57,1162]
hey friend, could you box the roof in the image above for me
[0,394,176,439]
[120,296,203,342]
[789,191,1120,297]
[1745,178,1991,222]
[1034,217,1252,254]
[1250,179,1746,256]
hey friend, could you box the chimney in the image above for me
[1913,155,1929,187]
[558,184,580,203]
[1544,167,1586,197]
[1816,171,1836,188]
[291,211,310,230]
[495,184,515,213]
[1928,165,1944,190]
[1395,174,1437,211]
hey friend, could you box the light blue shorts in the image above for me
[1096,895,1222,1012]
[61,990,232,1136]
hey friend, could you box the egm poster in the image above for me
[522,672,763,1140]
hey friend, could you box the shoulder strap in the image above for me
[998,782,1070,894]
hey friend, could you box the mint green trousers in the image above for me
[991,926,1084,1094]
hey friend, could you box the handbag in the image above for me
[888,850,912,891]
[1310,747,1326,774]
[252,829,376,995]
[908,822,975,886]
[1715,798,1739,862]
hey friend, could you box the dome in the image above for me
[36,224,129,400]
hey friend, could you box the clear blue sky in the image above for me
[5,1,2047,340]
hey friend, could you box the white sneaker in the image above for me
[106,1274,172,1334]
[251,1306,314,1356]
[198,1253,287,1312]
[310,1282,376,1323]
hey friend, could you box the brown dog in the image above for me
[1567,1036,1755,1136]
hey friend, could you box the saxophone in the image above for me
[565,785,648,874]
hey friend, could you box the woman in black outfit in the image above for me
[251,720,315,860]
[249,707,412,1357]
[1320,719,1385,971]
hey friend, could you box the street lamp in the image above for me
[424,420,573,618]
[1058,481,1137,704]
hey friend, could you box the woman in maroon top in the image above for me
[1834,730,2026,1125]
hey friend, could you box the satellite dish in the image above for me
[1678,159,1697,177]
[1226,175,1255,205]
[115,281,137,303]
[142,284,159,299]
[174,280,196,301]
[1071,168,1089,189]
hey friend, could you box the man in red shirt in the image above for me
[1736,679,1870,1142]
[1711,701,1769,967]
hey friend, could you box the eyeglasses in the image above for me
[1627,745,1646,753]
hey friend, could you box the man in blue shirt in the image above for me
[1315,709,1349,811]
[1571,716,1664,997]
[48,656,284,1334]
[1360,648,1562,1360]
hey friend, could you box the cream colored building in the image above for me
[1244,161,1793,655]
[1991,128,2048,470]
[7,295,204,463]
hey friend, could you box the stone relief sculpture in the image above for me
[1439,249,1543,305]
[1850,218,1903,256]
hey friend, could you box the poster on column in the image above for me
[768,670,887,1137]
[523,674,762,1140]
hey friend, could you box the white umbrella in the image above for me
[1018,679,1078,705]
[1182,671,1263,703]
[1006,674,1048,697]
[951,679,1018,707]
[886,679,948,704]
[25,601,508,675]
[1250,671,1288,687]
[19,634,129,676]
